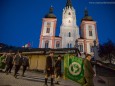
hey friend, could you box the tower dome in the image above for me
[44,6,56,18]
[81,8,93,21]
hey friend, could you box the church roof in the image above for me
[66,0,72,8]
[81,8,93,21]
[44,6,56,19]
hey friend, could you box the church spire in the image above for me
[44,6,56,18]
[66,0,72,8]
[81,8,93,21]
[84,8,88,17]
[49,6,53,13]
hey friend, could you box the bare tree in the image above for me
[98,40,115,64]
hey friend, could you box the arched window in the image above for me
[67,43,69,48]
[45,41,49,48]
[69,32,71,37]
[89,30,92,36]
[89,25,93,36]
[68,12,71,15]
[46,28,50,33]
[78,43,83,52]
[70,43,72,48]
[56,41,60,48]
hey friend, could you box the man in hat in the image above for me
[83,54,96,86]
[22,55,29,77]
[44,51,55,86]
[14,51,23,78]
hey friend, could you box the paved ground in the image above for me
[0,70,114,86]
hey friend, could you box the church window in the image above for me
[46,28,50,33]
[67,43,69,48]
[69,32,71,37]
[67,43,72,48]
[70,43,72,48]
[78,43,83,52]
[45,41,49,48]
[56,41,60,48]
[89,26,93,36]
[90,45,93,52]
[68,12,71,15]
[89,30,92,36]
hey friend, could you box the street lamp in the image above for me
[74,39,81,57]
[75,39,78,48]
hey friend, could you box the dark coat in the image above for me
[5,55,13,65]
[14,55,23,66]
[55,60,61,70]
[83,59,95,78]
[46,56,54,70]
[22,57,29,66]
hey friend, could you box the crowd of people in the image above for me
[0,50,62,86]
[0,50,96,86]
[0,50,29,78]
[44,51,96,86]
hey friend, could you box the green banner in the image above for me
[64,54,85,84]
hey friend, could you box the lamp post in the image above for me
[75,39,78,48]
[74,39,81,57]
[93,40,99,60]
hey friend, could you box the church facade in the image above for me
[39,0,98,54]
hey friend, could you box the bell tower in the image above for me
[60,0,80,48]
[80,8,98,54]
[39,6,57,48]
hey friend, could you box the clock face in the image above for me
[46,22,51,28]
[88,25,92,30]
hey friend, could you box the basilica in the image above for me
[39,0,98,54]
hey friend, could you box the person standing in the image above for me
[8,54,15,73]
[55,55,61,85]
[5,51,13,74]
[22,55,29,77]
[0,53,7,72]
[83,54,96,86]
[44,51,55,86]
[14,51,23,78]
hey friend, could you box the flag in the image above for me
[22,42,31,48]
[64,54,85,84]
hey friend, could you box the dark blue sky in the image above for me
[0,0,115,48]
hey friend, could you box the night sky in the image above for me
[0,0,115,48]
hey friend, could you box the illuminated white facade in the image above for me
[39,0,99,54]
[60,5,80,48]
